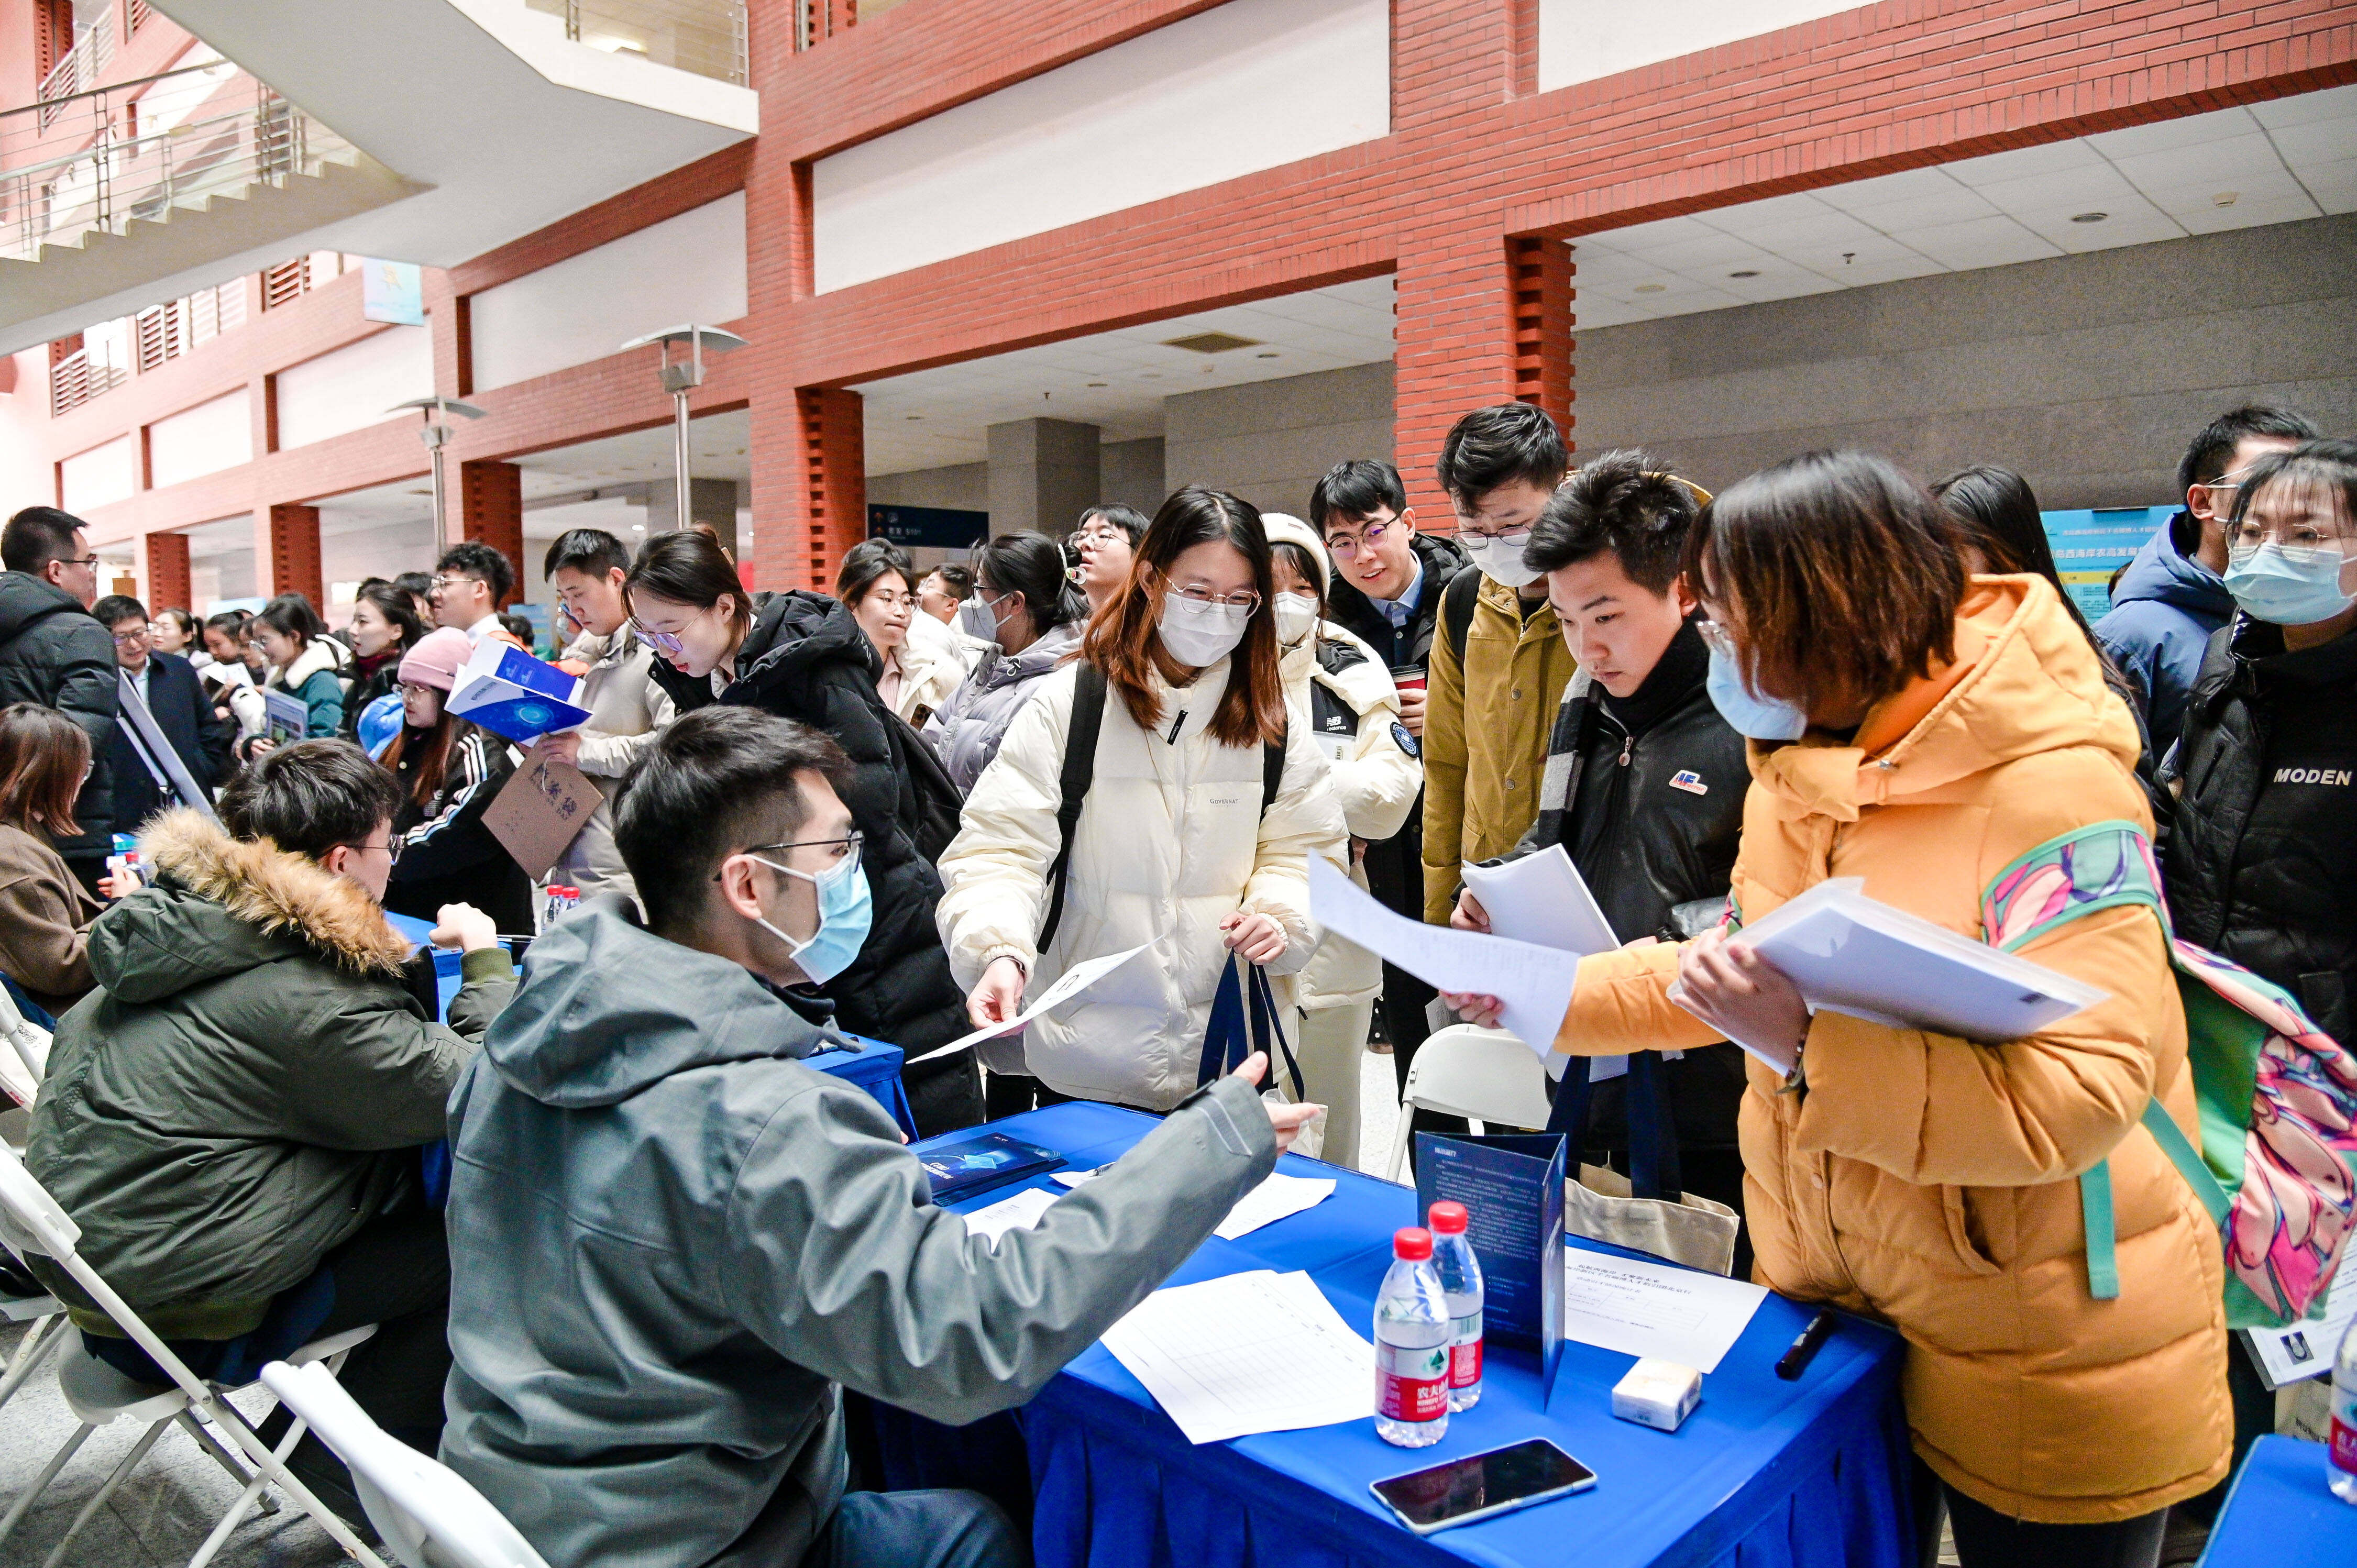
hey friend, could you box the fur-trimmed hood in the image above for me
[87,808,412,1002]
[269,634,350,693]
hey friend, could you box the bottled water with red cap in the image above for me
[1427,1200,1484,1412]
[1374,1226,1450,1448]
[2331,1313,2357,1504]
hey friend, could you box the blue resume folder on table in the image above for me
[917,1132,1066,1204]
[1415,1131,1567,1398]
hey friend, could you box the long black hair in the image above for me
[350,580,423,654]
[976,531,1086,631]
[255,592,330,647]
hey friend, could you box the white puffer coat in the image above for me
[1280,622,1419,1010]
[937,658,1348,1110]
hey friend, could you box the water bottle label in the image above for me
[1377,1341,1449,1422]
[1449,1314,1483,1387]
[2332,1397,2357,1474]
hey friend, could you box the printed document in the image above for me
[1308,858,1574,1057]
[959,1186,1059,1249]
[2244,1266,2356,1389]
[907,942,1155,1063]
[1462,846,1634,1081]
[1562,1250,1768,1373]
[1100,1269,1374,1444]
[1213,1173,1335,1240]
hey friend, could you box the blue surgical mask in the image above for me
[2224,543,2355,626]
[1704,642,1809,741]
[750,851,873,986]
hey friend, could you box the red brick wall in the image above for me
[262,503,324,608]
[460,459,526,601]
[140,529,191,614]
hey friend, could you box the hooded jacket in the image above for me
[2164,616,2357,1046]
[0,571,117,856]
[923,618,1085,793]
[649,591,970,1075]
[936,659,1347,1110]
[439,899,1277,1568]
[883,626,964,728]
[266,634,351,739]
[24,809,513,1340]
[2094,521,2234,752]
[544,627,676,901]
[1550,577,2228,1523]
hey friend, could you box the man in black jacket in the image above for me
[1448,451,1750,1251]
[1312,459,1469,1074]
[0,508,117,894]
[95,594,235,833]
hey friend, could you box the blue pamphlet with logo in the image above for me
[1415,1131,1566,1398]
[917,1132,1066,1203]
[446,639,592,742]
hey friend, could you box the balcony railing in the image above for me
[49,344,129,417]
[526,0,750,85]
[1,61,357,268]
[36,7,118,128]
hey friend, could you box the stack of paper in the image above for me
[1212,1173,1335,1240]
[959,1186,1060,1249]
[1100,1269,1373,1444]
[1462,846,1633,1080]
[1562,1251,1768,1373]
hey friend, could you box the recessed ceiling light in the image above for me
[1087,381,1109,388]
[1728,270,1760,279]
[632,524,645,532]
[1255,351,1279,359]
[2071,211,2108,224]
[905,415,923,421]
[2212,191,2239,207]
[1634,283,1666,294]
[1161,332,1262,355]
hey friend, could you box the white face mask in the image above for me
[1273,593,1319,646]
[1158,592,1252,667]
[1462,533,1542,589]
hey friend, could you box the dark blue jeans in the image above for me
[807,1490,1028,1568]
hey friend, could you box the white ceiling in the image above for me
[1571,85,2357,326]
[851,278,1397,474]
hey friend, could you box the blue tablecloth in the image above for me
[2197,1436,2357,1566]
[385,913,917,1136]
[879,1101,1913,1568]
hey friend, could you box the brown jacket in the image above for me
[1553,577,2229,1523]
[0,821,99,1016]
[1419,572,1577,921]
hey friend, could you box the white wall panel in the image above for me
[59,436,135,514]
[469,193,748,391]
[148,390,252,489]
[274,326,435,451]
[1538,0,1857,94]
[812,0,1389,294]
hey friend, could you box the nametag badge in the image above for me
[1314,732,1353,763]
[1668,769,1709,796]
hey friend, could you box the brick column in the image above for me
[260,504,324,608]
[460,459,526,605]
[759,388,865,594]
[139,529,192,613]
[1509,236,1574,445]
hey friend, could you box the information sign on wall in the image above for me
[2041,505,2175,622]
[362,260,426,326]
[869,505,988,550]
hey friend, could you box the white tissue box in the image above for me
[1612,1357,1702,1432]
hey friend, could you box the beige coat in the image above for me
[547,629,676,901]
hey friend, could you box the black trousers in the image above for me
[1911,1457,2165,1568]
[905,1051,987,1138]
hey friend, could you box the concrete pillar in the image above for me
[460,459,526,605]
[260,503,324,609]
[646,477,740,556]
[140,529,191,612]
[987,418,1100,539]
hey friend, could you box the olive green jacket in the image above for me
[26,808,513,1339]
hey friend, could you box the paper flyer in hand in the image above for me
[446,639,592,742]
[907,942,1157,1064]
[482,754,603,881]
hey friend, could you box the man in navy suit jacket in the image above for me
[95,595,235,835]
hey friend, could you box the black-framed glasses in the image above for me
[111,628,150,646]
[711,832,864,880]
[336,838,403,868]
[1323,520,1394,558]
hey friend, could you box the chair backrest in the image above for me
[259,1360,550,1568]
[1403,1026,1555,1127]
[0,1140,79,1262]
[0,979,48,1110]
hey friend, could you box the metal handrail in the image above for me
[35,6,117,119]
[3,58,235,128]
[528,0,748,84]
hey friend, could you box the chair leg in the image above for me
[0,1313,65,1411]
[1386,1099,1414,1184]
[198,1393,386,1568]
[40,1417,169,1568]
[172,1411,279,1517]
[0,1422,95,1551]
[185,1404,306,1568]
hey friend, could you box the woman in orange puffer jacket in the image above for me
[1452,450,2229,1568]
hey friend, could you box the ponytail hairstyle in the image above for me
[624,529,755,640]
[976,531,1087,632]
[1083,485,1286,748]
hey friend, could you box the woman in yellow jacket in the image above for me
[1451,450,2228,1567]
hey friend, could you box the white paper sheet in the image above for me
[1460,845,1620,956]
[1308,858,1574,1058]
[1562,1250,1769,1373]
[958,1186,1059,1249]
[906,942,1156,1064]
[1213,1173,1336,1240]
[2244,1266,2357,1389]
[1099,1269,1374,1444]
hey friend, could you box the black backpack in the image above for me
[1037,662,1284,948]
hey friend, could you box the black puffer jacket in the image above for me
[2163,616,2357,1047]
[1320,529,1470,676]
[652,592,977,1130]
[0,573,116,857]
[1500,619,1750,1153]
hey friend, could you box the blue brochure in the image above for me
[447,639,591,742]
[1415,1131,1566,1398]
[917,1132,1067,1204]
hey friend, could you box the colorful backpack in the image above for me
[1981,821,2357,1329]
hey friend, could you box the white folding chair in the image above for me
[0,1254,65,1415]
[260,1359,550,1568]
[1385,1024,1557,1183]
[0,1142,388,1568]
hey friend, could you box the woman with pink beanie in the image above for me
[378,627,531,935]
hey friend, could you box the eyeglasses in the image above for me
[60,555,101,571]
[1160,575,1263,613]
[1450,525,1534,548]
[630,610,708,656]
[111,628,149,646]
[1695,619,1737,657]
[864,589,917,611]
[1323,520,1395,559]
[430,575,480,596]
[335,838,402,867]
[711,832,864,880]
[2227,522,2349,565]
[1069,525,1127,549]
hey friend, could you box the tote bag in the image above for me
[1545,1051,1739,1276]
[1198,954,1324,1162]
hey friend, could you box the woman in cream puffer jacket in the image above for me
[937,487,1348,1112]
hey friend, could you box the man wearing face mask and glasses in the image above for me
[442,707,1316,1568]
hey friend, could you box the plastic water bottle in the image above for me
[1374,1226,1450,1448]
[2331,1313,2357,1503]
[105,833,147,893]
[1428,1200,1484,1412]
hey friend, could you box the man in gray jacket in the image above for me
[440,707,1318,1568]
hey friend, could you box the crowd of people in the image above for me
[0,396,2349,1568]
